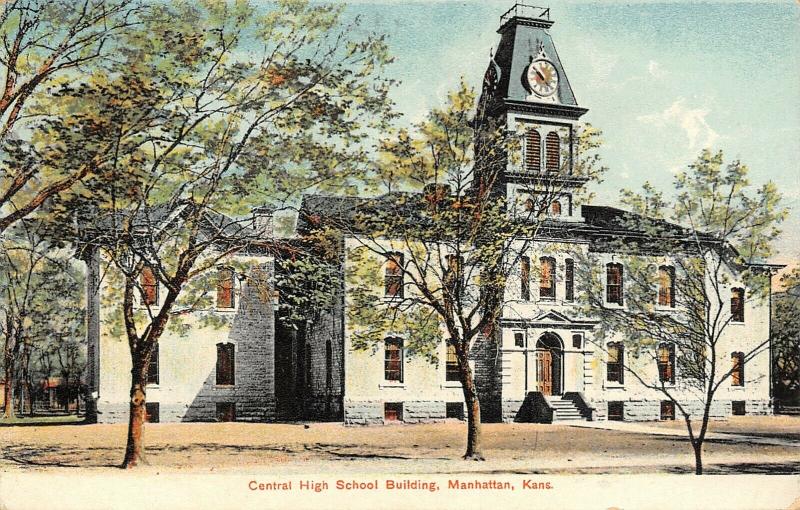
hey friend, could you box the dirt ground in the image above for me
[2,417,799,475]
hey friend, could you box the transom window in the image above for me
[384,338,404,382]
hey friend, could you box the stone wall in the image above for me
[302,287,345,421]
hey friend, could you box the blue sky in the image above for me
[339,1,799,271]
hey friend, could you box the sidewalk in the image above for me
[568,420,800,448]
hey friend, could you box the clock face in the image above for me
[527,59,559,97]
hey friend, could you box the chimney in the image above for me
[251,206,274,239]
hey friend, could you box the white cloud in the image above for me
[647,60,667,79]
[637,98,721,150]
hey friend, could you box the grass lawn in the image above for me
[0,414,85,427]
[1,418,798,474]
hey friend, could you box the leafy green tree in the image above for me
[773,267,800,408]
[328,82,606,460]
[576,149,787,474]
[0,219,84,418]
[0,0,142,233]
[56,0,394,468]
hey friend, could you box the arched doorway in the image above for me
[535,333,563,396]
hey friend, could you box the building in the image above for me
[86,4,776,424]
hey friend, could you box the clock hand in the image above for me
[532,65,546,82]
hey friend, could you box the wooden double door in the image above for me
[534,349,562,396]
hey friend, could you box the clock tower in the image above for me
[477,4,589,222]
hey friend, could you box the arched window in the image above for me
[658,266,675,308]
[551,200,562,216]
[731,352,744,386]
[540,257,556,300]
[525,130,541,172]
[606,263,624,305]
[445,339,460,382]
[384,252,404,298]
[216,342,235,386]
[607,342,624,384]
[384,338,403,382]
[545,132,560,172]
[731,288,744,322]
[657,342,675,383]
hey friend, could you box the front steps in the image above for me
[548,396,588,422]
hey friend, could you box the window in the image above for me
[606,263,623,305]
[520,256,531,301]
[384,253,404,298]
[384,402,403,421]
[141,265,158,305]
[550,200,562,216]
[446,340,460,382]
[731,288,744,322]
[731,352,744,386]
[540,257,555,300]
[384,338,403,382]
[660,401,675,421]
[325,340,332,390]
[565,259,574,302]
[216,342,235,386]
[572,334,582,349]
[658,266,675,308]
[525,129,541,172]
[514,332,525,348]
[217,267,235,308]
[732,401,746,416]
[216,402,235,422]
[446,402,464,420]
[146,343,159,385]
[607,342,624,384]
[657,343,675,384]
[608,401,624,421]
[145,402,160,423]
[545,132,560,172]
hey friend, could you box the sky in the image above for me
[335,1,800,274]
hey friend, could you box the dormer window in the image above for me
[545,132,560,172]
[525,130,541,172]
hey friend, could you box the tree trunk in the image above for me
[692,440,703,475]
[122,365,148,468]
[459,350,484,461]
[3,359,14,419]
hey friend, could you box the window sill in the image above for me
[654,306,677,313]
[730,321,745,326]
[215,384,235,389]
[604,383,625,390]
[379,382,406,389]
[216,307,236,313]
[730,385,746,390]
[382,296,404,304]
[441,381,462,389]
[603,303,626,310]
[146,384,160,389]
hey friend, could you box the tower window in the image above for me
[540,257,555,300]
[525,129,541,172]
[545,132,560,172]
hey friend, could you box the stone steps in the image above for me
[548,396,589,422]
